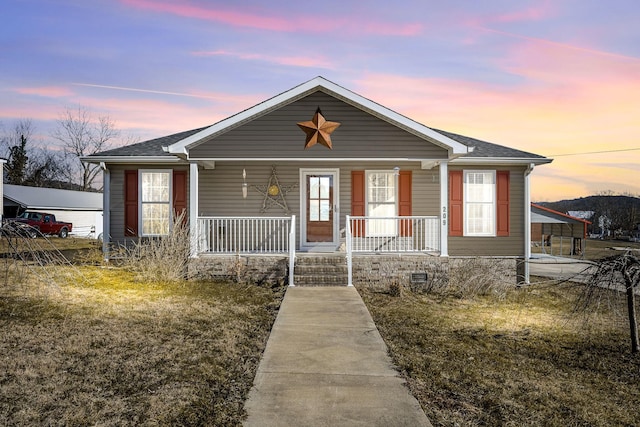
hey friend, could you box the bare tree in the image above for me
[52,106,120,191]
[2,119,60,186]
[577,251,640,353]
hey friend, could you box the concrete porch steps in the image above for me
[293,255,348,286]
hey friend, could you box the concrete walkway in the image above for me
[243,286,431,427]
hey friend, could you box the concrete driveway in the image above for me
[529,254,595,283]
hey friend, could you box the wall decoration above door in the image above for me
[297,107,340,150]
[252,165,298,214]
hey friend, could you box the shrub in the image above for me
[446,258,514,299]
[119,211,190,282]
[388,279,403,297]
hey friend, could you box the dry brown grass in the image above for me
[360,282,640,427]
[0,266,285,426]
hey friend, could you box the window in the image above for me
[366,171,396,235]
[464,170,495,236]
[449,170,509,238]
[309,176,331,222]
[140,171,171,236]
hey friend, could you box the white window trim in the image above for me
[365,170,398,237]
[463,170,496,237]
[139,169,173,237]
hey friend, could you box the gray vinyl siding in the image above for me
[108,165,189,243]
[189,92,449,160]
[448,165,527,257]
[106,161,526,256]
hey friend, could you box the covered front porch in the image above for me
[192,214,443,286]
[188,160,451,252]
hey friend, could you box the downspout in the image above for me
[100,162,110,261]
[523,163,535,284]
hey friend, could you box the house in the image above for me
[3,184,103,238]
[0,158,5,220]
[531,203,591,256]
[84,77,551,285]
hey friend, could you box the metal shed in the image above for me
[3,184,103,238]
[531,203,591,256]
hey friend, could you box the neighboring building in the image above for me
[84,77,552,284]
[567,211,594,221]
[3,184,103,238]
[0,158,5,220]
[531,203,591,256]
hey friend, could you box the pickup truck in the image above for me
[9,211,73,238]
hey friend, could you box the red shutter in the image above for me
[496,170,510,236]
[398,170,412,236]
[351,171,365,237]
[449,171,463,237]
[173,170,187,221]
[124,170,138,237]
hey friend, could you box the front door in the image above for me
[301,169,339,251]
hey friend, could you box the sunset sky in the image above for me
[1,0,639,201]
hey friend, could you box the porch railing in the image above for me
[346,215,440,253]
[346,215,440,286]
[197,216,294,254]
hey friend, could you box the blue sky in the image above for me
[1,0,639,201]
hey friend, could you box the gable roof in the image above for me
[84,77,551,166]
[4,184,103,211]
[166,76,471,157]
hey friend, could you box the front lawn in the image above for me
[361,283,640,426]
[0,266,284,426]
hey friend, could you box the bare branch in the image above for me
[577,251,640,353]
[52,106,121,191]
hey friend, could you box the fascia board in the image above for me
[450,157,553,166]
[186,156,447,162]
[167,76,470,156]
[81,156,184,164]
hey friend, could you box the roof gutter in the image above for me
[451,157,553,166]
[81,156,185,165]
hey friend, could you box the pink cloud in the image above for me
[353,62,640,201]
[120,0,422,36]
[488,1,555,24]
[14,86,74,98]
[191,50,334,69]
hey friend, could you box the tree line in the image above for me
[0,106,133,191]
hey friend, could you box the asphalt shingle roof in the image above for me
[90,126,208,157]
[4,184,103,210]
[432,128,546,159]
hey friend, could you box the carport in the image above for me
[531,203,591,257]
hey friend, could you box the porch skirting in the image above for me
[188,254,288,285]
[353,255,521,291]
[188,254,524,288]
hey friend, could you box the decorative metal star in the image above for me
[297,107,340,150]
[251,165,298,214]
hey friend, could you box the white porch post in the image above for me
[439,161,449,257]
[189,162,199,258]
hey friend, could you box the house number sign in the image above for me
[442,206,447,226]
